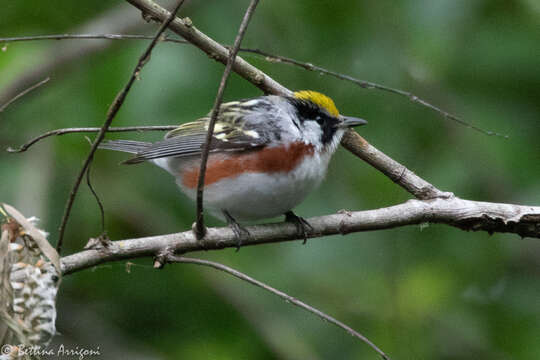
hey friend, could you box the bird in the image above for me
[99,90,367,244]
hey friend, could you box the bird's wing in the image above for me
[121,100,272,164]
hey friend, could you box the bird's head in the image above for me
[289,90,367,151]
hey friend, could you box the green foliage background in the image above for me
[1,0,539,359]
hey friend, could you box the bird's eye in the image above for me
[315,115,323,124]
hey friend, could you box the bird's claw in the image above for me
[223,210,250,251]
[285,211,313,244]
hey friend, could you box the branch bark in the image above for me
[32,197,537,277]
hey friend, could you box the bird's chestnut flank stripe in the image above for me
[181,142,315,188]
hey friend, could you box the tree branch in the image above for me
[7,0,534,242]
[25,197,536,279]
[5,2,535,260]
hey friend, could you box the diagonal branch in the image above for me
[163,255,391,360]
[8,0,532,233]
[195,0,260,239]
[0,77,50,113]
[55,0,187,254]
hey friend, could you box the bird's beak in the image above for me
[339,115,368,128]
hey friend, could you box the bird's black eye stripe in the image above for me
[290,98,322,123]
[319,116,339,145]
[288,97,340,145]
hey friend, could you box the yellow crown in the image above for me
[293,90,339,117]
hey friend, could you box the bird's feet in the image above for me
[223,210,250,251]
[285,211,313,244]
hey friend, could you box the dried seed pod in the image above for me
[1,204,61,351]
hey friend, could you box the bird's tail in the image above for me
[99,140,151,164]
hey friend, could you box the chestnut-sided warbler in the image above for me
[100,90,366,240]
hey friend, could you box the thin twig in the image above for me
[55,0,187,254]
[6,126,176,153]
[86,157,105,234]
[195,0,260,239]
[240,48,508,139]
[0,77,50,113]
[0,34,187,44]
[165,255,391,360]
